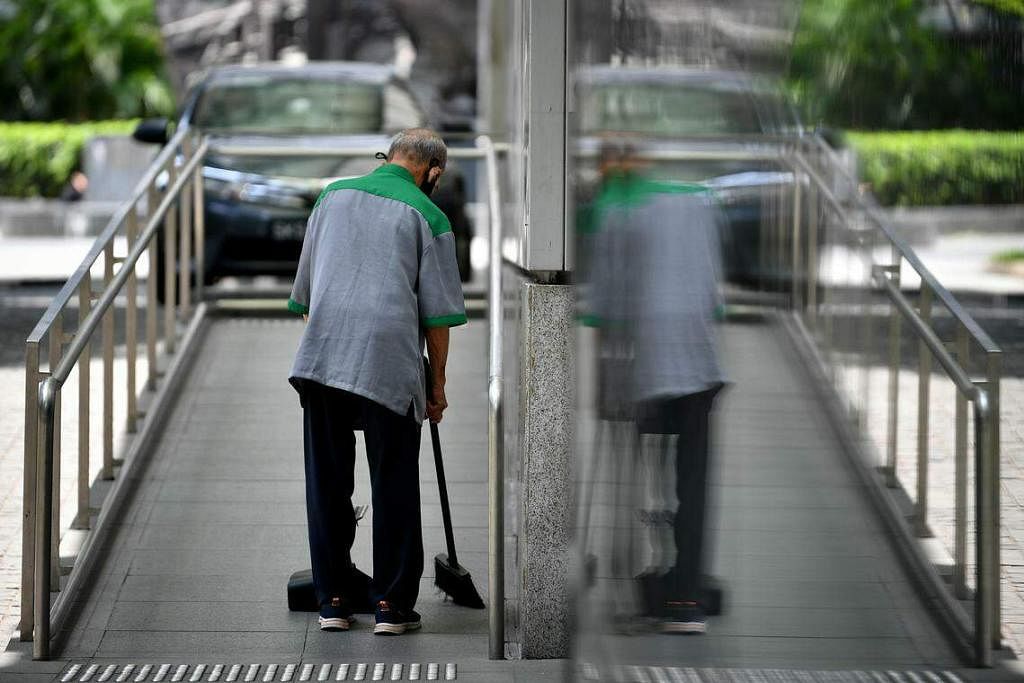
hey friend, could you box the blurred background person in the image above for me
[581,136,726,634]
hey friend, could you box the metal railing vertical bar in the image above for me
[163,166,178,355]
[47,314,62,592]
[102,243,115,481]
[20,341,39,640]
[73,280,92,530]
[179,138,193,321]
[126,205,139,433]
[28,135,208,659]
[146,186,159,390]
[987,350,1003,645]
[194,163,206,303]
[916,285,932,536]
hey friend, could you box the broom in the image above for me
[429,414,485,608]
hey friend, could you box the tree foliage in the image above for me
[787,0,1023,130]
[0,0,173,121]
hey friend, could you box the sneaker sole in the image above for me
[319,617,351,631]
[374,621,421,635]
[662,622,706,634]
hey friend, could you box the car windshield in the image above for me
[193,76,383,134]
[580,83,762,136]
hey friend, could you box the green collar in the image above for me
[372,163,416,184]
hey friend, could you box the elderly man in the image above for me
[287,128,466,635]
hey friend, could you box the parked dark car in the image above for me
[133,61,473,299]
[574,66,803,288]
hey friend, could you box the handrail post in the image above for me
[987,351,1003,647]
[482,135,506,660]
[194,147,206,303]
[47,316,62,591]
[102,243,115,481]
[953,330,969,599]
[72,279,92,530]
[126,204,139,433]
[179,137,193,321]
[974,390,994,667]
[915,284,932,536]
[164,160,179,354]
[884,255,901,488]
[146,186,159,390]
[20,341,40,641]
[33,378,57,660]
[790,170,802,311]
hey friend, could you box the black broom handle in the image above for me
[430,420,459,566]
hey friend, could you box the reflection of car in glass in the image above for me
[133,62,472,298]
[574,66,802,288]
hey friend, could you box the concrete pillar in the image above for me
[517,282,575,658]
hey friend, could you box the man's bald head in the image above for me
[387,128,448,170]
[386,128,448,196]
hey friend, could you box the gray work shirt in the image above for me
[582,174,725,405]
[288,163,467,423]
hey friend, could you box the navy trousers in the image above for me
[638,385,720,602]
[299,381,424,610]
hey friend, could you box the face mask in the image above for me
[419,175,437,196]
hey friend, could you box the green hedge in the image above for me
[0,120,138,198]
[847,130,1024,207]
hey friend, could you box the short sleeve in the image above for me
[288,205,320,315]
[418,232,467,328]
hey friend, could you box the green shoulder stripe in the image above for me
[314,164,452,237]
[287,299,309,315]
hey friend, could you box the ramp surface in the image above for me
[43,318,964,680]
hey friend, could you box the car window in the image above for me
[193,76,383,134]
[580,84,762,136]
[382,84,426,131]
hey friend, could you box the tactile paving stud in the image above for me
[227,665,242,682]
[244,665,261,683]
[282,664,297,682]
[389,664,403,681]
[353,663,367,682]
[407,664,420,681]
[334,664,349,681]
[97,664,118,682]
[189,665,207,682]
[317,664,332,682]
[426,663,438,681]
[371,663,385,681]
[62,665,83,682]
[263,665,278,683]
[444,664,456,681]
[116,665,136,683]
[81,664,101,682]
[209,665,225,682]
[171,664,188,682]
[135,665,153,682]
[300,664,314,682]
[154,664,172,682]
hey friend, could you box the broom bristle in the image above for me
[434,554,485,609]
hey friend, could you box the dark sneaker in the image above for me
[318,596,353,631]
[661,600,706,634]
[373,600,422,635]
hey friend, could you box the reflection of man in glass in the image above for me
[584,138,725,634]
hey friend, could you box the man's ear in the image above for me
[428,166,443,183]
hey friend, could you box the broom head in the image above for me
[434,553,485,609]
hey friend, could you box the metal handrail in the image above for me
[609,138,1000,665]
[790,137,1002,666]
[26,128,207,659]
[798,137,1000,352]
